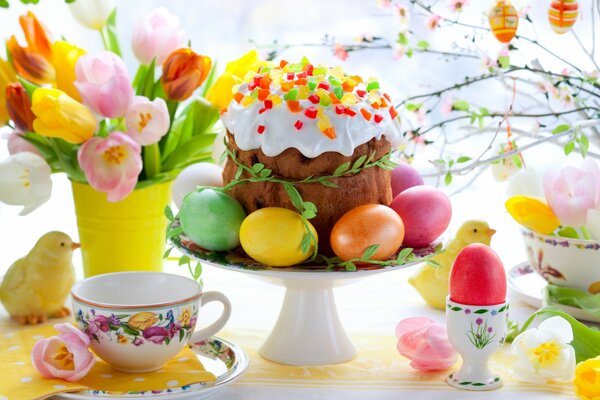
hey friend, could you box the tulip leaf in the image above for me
[142,59,156,99]
[200,61,219,98]
[101,9,122,57]
[17,77,38,99]
[544,284,600,317]
[133,65,148,95]
[161,134,217,171]
[161,105,191,159]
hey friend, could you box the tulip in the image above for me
[0,152,51,215]
[395,317,458,371]
[127,311,158,330]
[6,82,35,132]
[574,356,600,400]
[6,131,41,156]
[508,167,544,198]
[161,48,211,101]
[68,0,115,30]
[7,12,55,84]
[132,7,184,65]
[78,132,142,202]
[31,88,96,144]
[32,323,95,382]
[51,41,87,101]
[75,51,133,118]
[511,316,576,383]
[544,160,600,228]
[0,58,17,126]
[206,50,264,110]
[505,195,561,235]
[125,96,170,145]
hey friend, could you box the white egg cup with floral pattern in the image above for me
[71,272,231,373]
[445,297,509,391]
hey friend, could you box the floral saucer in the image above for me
[52,336,249,400]
[508,262,600,324]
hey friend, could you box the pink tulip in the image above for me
[78,132,142,202]
[544,160,600,227]
[6,131,41,156]
[74,51,133,118]
[31,323,95,382]
[125,96,170,145]
[131,7,184,65]
[396,317,458,371]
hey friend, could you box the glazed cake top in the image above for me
[220,58,402,158]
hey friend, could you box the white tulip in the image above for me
[69,0,115,30]
[507,167,545,198]
[511,316,576,384]
[587,209,600,240]
[0,152,52,215]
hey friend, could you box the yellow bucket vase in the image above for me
[72,181,173,277]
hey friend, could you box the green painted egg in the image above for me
[179,188,246,251]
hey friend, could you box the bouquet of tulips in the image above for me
[0,1,258,214]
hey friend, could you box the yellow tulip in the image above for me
[127,312,158,330]
[31,88,96,144]
[574,356,600,400]
[0,58,17,126]
[505,195,561,235]
[205,50,264,110]
[51,41,86,101]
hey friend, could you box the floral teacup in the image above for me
[71,272,231,373]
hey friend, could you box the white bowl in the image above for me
[520,228,600,294]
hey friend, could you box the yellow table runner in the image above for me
[0,325,215,400]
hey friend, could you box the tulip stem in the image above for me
[99,29,110,53]
[143,144,161,179]
[581,226,592,240]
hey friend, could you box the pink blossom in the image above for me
[392,44,406,59]
[538,80,558,97]
[556,86,574,108]
[132,7,184,65]
[376,0,392,9]
[396,317,458,371]
[518,5,531,18]
[31,323,95,382]
[393,4,410,27]
[75,51,133,118]
[333,43,349,61]
[78,132,142,202]
[125,96,170,145]
[544,160,600,227]
[414,107,426,124]
[440,96,453,115]
[448,0,469,12]
[5,131,41,156]
[480,53,497,70]
[426,14,442,31]
[497,46,510,58]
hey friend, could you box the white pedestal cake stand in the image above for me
[174,235,425,366]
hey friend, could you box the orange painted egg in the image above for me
[330,204,405,261]
[488,1,519,43]
[548,0,578,34]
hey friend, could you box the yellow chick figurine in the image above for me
[0,232,79,324]
[409,220,495,310]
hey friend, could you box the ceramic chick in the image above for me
[0,232,79,324]
[409,220,495,310]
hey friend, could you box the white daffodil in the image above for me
[587,209,600,240]
[508,167,545,198]
[69,0,115,30]
[511,316,576,383]
[0,152,52,215]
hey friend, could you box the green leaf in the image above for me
[164,205,174,221]
[132,64,148,95]
[283,183,303,210]
[552,124,571,134]
[406,48,413,58]
[103,9,122,57]
[544,285,600,318]
[345,262,357,272]
[578,134,589,158]
[352,155,368,170]
[452,100,470,111]
[320,179,338,188]
[179,328,185,342]
[234,166,243,180]
[450,306,462,311]
[121,325,139,336]
[161,134,216,171]
[194,262,203,281]
[302,209,317,219]
[178,255,190,266]
[303,201,317,213]
[564,141,575,155]
[416,40,430,50]
[362,244,379,260]
[17,77,38,98]
[251,163,265,174]
[456,156,471,163]
[200,61,219,97]
[397,32,409,45]
[259,168,272,178]
[333,162,351,176]
[166,226,183,239]
[425,259,441,268]
[300,233,310,254]
[557,226,579,238]
[445,172,453,185]
[474,309,489,314]
[143,59,156,99]
[396,248,413,262]
[405,102,422,112]
[479,107,489,116]
[163,247,173,259]
[143,143,161,179]
[498,55,510,69]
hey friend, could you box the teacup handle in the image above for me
[189,291,232,343]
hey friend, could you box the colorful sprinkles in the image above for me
[227,57,399,139]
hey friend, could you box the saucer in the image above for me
[53,336,249,400]
[508,262,600,323]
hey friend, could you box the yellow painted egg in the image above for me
[239,207,318,267]
[548,0,578,34]
[488,1,519,43]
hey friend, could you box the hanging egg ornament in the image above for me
[488,1,519,43]
[548,0,578,34]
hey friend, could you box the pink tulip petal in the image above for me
[395,317,434,338]
[31,338,54,378]
[55,323,90,346]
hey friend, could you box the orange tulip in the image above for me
[7,12,55,84]
[6,82,35,132]
[161,48,211,101]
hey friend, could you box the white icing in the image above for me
[221,82,403,158]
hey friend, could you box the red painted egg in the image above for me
[449,243,507,306]
[548,0,578,34]
[488,1,519,43]
[391,163,424,198]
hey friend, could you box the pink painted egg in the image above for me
[391,163,424,198]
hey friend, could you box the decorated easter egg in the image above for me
[488,1,519,43]
[391,163,424,198]
[449,243,507,305]
[239,207,317,266]
[173,162,224,208]
[548,0,578,34]
[390,186,451,247]
[179,188,246,251]
[330,204,405,261]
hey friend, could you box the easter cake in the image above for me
[220,59,402,253]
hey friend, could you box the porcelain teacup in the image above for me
[71,272,231,373]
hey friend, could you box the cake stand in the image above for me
[171,233,430,366]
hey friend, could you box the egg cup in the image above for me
[446,297,509,391]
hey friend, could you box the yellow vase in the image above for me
[72,181,172,277]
